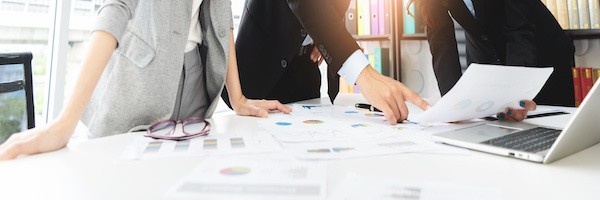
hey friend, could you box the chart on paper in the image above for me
[167,154,327,200]
[120,133,282,160]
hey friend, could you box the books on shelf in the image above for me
[346,0,392,36]
[572,67,599,106]
[544,0,600,30]
[346,0,358,35]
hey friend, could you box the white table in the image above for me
[1,94,599,200]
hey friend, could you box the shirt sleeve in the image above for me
[92,0,138,45]
[337,50,370,85]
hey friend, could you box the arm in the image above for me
[286,0,428,124]
[0,31,118,160]
[225,29,291,117]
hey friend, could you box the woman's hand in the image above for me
[0,121,75,160]
[232,96,292,118]
[496,100,537,122]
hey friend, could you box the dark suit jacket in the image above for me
[426,0,575,106]
[223,0,359,105]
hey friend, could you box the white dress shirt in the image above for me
[185,0,204,52]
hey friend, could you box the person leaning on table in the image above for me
[413,0,575,120]
[0,0,291,160]
[226,0,431,125]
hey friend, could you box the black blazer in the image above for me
[426,0,575,106]
[228,0,359,104]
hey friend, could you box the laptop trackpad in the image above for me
[436,124,522,143]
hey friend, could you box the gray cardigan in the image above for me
[82,0,232,137]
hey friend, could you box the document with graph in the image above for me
[167,153,327,200]
[413,64,553,123]
[120,133,282,160]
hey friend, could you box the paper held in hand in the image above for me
[412,63,553,123]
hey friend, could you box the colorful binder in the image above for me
[357,0,371,35]
[346,0,358,35]
[370,0,379,35]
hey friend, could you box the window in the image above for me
[0,0,53,126]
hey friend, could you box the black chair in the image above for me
[0,52,35,144]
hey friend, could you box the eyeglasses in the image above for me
[145,117,211,140]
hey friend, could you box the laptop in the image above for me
[432,80,600,164]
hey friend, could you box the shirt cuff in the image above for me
[338,50,370,85]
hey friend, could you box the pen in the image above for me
[355,103,382,112]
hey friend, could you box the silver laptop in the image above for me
[432,80,600,164]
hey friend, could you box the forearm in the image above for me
[55,31,117,134]
[225,29,245,110]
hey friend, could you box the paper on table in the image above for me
[280,136,445,160]
[120,133,282,160]
[413,64,553,123]
[167,153,327,200]
[330,175,503,200]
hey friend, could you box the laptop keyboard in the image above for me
[481,127,562,153]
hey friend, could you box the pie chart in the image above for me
[219,166,251,176]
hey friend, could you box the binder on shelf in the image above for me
[589,0,600,29]
[403,0,416,34]
[546,0,560,23]
[354,85,361,94]
[568,0,580,29]
[581,68,594,99]
[572,67,583,106]
[593,68,600,83]
[368,54,376,73]
[374,48,390,76]
[378,0,387,35]
[578,0,591,29]
[383,0,392,34]
[357,0,371,35]
[556,0,570,29]
[346,0,358,35]
[370,0,379,35]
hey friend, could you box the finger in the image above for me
[506,107,528,121]
[318,57,324,66]
[401,84,430,110]
[378,103,398,125]
[261,100,292,114]
[519,100,537,111]
[0,141,23,160]
[384,93,401,123]
[496,112,514,122]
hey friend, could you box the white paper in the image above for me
[279,136,446,160]
[120,133,282,160]
[413,64,553,123]
[331,175,503,200]
[167,154,327,200]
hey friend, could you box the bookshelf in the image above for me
[341,0,402,94]
[399,1,600,41]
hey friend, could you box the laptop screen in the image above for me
[0,62,30,144]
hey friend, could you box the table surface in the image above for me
[1,94,598,200]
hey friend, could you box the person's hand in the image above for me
[310,45,324,65]
[356,66,429,125]
[232,96,292,118]
[0,121,74,161]
[496,100,537,122]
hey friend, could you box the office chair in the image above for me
[0,52,35,144]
